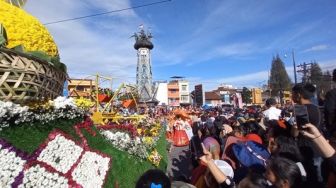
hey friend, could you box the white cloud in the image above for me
[303,44,329,53]
[195,58,336,91]
[83,0,136,17]
[319,59,336,71]
[214,43,254,57]
[24,0,143,87]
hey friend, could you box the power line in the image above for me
[43,0,172,25]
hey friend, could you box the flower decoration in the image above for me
[143,136,154,147]
[0,124,112,188]
[27,129,111,188]
[0,0,58,56]
[75,97,95,110]
[0,139,29,187]
[72,151,111,188]
[19,164,70,188]
[0,97,85,130]
[50,96,77,109]
[100,130,148,159]
[99,123,138,138]
[99,120,164,166]
[147,149,162,167]
[37,134,83,174]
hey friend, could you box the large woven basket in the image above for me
[0,48,67,102]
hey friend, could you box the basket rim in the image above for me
[0,48,68,76]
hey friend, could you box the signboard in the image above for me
[194,84,204,107]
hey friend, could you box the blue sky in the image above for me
[25,0,336,90]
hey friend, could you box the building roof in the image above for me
[215,86,237,92]
[205,91,221,100]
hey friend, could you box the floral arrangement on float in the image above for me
[99,118,164,166]
[0,125,112,188]
[0,97,85,130]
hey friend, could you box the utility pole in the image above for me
[292,50,297,84]
[297,62,313,83]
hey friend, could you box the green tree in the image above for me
[269,54,292,96]
[310,61,323,86]
[242,87,252,104]
[318,70,333,98]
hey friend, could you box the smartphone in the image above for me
[192,136,205,159]
[293,104,309,129]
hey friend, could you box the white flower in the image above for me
[37,135,83,174]
[72,151,110,188]
[0,144,27,187]
[21,165,68,188]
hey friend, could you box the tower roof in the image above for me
[133,28,154,50]
[134,38,153,50]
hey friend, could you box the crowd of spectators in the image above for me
[135,69,336,188]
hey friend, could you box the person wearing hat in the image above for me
[172,114,191,147]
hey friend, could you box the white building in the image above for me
[178,80,190,105]
[155,82,168,105]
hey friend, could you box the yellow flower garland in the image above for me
[0,0,58,56]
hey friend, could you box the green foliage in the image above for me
[0,23,8,47]
[0,118,81,153]
[269,54,292,96]
[310,61,323,86]
[4,0,27,8]
[11,44,25,53]
[242,87,252,104]
[27,51,52,62]
[310,61,333,96]
[26,51,67,72]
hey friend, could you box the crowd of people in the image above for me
[135,69,336,188]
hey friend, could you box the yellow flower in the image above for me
[137,128,143,135]
[148,149,161,167]
[75,97,94,109]
[143,136,154,146]
[0,1,58,56]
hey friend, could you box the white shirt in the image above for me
[263,106,282,120]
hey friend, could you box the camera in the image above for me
[293,104,310,129]
[191,136,205,159]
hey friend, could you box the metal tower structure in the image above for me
[132,26,154,102]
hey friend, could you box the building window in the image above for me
[76,86,84,91]
[169,89,178,93]
[181,95,189,102]
[181,85,187,91]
